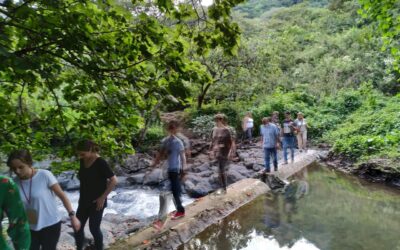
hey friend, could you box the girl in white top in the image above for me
[242,112,254,142]
[8,149,80,250]
[294,112,308,152]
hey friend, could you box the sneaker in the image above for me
[171,211,185,220]
[274,167,278,172]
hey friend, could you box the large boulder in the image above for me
[126,174,145,185]
[118,154,152,175]
[143,168,165,185]
[57,171,80,191]
[184,179,214,198]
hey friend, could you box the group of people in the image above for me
[0,111,307,249]
[1,140,117,250]
[244,111,308,172]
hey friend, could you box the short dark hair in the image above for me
[76,139,100,153]
[166,120,180,131]
[7,149,33,167]
[285,111,291,115]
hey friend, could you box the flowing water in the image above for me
[56,187,193,220]
[181,163,400,250]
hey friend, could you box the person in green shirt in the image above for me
[0,175,31,250]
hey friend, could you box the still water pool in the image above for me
[181,163,400,250]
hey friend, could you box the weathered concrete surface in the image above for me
[109,150,320,250]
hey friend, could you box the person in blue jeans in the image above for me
[152,120,187,220]
[281,111,297,164]
[260,117,280,172]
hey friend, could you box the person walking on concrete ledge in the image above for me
[282,111,296,164]
[294,112,308,152]
[210,114,233,195]
[260,117,280,173]
[152,120,187,220]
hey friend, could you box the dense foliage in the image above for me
[188,0,399,171]
[0,0,243,164]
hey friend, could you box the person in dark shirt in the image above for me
[210,114,233,195]
[74,140,117,250]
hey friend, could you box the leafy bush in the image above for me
[190,115,215,139]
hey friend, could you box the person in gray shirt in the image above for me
[260,117,280,172]
[152,120,187,220]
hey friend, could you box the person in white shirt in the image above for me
[294,112,308,152]
[8,149,80,250]
[242,112,254,143]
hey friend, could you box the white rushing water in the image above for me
[56,187,193,220]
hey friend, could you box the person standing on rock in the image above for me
[260,117,280,173]
[294,112,308,152]
[151,120,188,220]
[242,112,254,143]
[75,140,117,250]
[0,175,31,250]
[282,111,297,164]
[210,113,233,194]
[7,149,81,250]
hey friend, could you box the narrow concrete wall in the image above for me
[110,150,320,249]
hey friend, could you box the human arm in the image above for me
[151,151,163,168]
[95,175,117,211]
[180,150,187,178]
[2,178,31,250]
[51,184,81,232]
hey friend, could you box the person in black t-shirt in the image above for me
[74,140,117,250]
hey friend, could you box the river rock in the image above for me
[57,171,80,191]
[184,180,214,198]
[119,154,152,175]
[116,176,131,188]
[127,173,145,185]
[143,168,165,185]
[190,162,211,173]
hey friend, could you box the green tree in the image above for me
[0,0,244,161]
[358,0,400,74]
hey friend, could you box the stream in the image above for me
[181,163,400,250]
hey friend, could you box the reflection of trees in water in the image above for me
[184,173,310,250]
[185,165,400,250]
[184,218,253,250]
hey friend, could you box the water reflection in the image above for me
[182,163,400,250]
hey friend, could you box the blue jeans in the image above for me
[283,136,296,162]
[169,172,184,213]
[245,128,253,141]
[264,147,278,172]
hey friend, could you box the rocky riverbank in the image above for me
[320,151,400,188]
